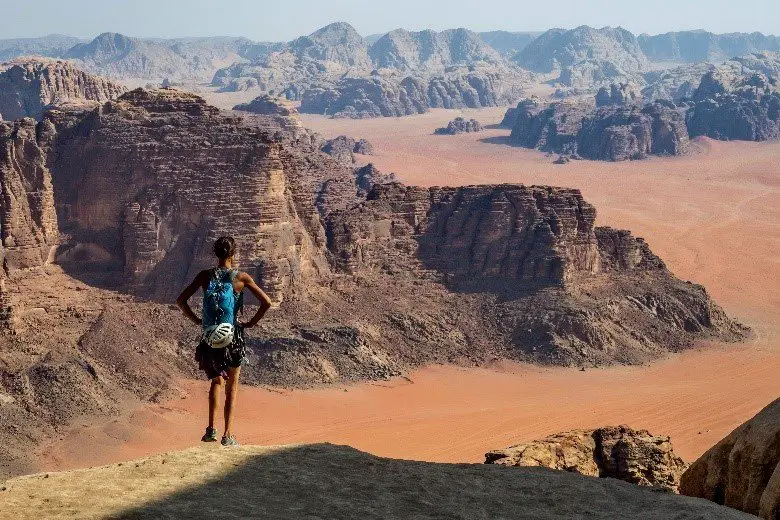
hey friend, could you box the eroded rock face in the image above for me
[681,397,780,519]
[434,117,483,135]
[686,70,780,141]
[300,69,526,119]
[509,97,689,160]
[47,88,356,302]
[485,425,688,492]
[0,59,126,120]
[0,118,59,271]
[516,26,649,87]
[325,182,746,365]
[596,83,640,106]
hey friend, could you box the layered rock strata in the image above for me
[485,425,688,492]
[0,118,59,271]
[0,58,126,120]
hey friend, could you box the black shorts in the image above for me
[195,325,246,380]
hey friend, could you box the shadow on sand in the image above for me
[100,444,748,520]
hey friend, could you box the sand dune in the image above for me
[29,106,780,476]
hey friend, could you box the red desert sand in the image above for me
[35,107,780,472]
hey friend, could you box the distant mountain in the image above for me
[478,31,540,58]
[515,26,649,87]
[0,34,86,61]
[65,32,258,82]
[369,28,505,74]
[286,22,372,69]
[639,30,780,64]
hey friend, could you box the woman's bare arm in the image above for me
[237,272,272,328]
[176,270,208,326]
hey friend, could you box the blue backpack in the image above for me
[202,268,243,330]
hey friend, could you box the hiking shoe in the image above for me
[221,435,240,447]
[201,426,218,443]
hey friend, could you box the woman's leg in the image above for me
[224,366,241,437]
[209,376,224,429]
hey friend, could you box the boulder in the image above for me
[434,117,483,135]
[680,397,780,518]
[486,425,688,492]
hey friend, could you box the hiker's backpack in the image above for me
[202,268,243,330]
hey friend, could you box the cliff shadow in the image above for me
[105,443,730,520]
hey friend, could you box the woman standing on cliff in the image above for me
[176,236,273,446]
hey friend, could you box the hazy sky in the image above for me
[2,0,778,40]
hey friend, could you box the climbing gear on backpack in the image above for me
[205,322,235,349]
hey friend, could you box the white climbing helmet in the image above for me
[206,323,234,349]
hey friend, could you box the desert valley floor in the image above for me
[32,106,780,473]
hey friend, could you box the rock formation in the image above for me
[233,94,298,116]
[65,32,260,83]
[320,135,374,164]
[369,28,504,74]
[0,118,59,270]
[638,31,780,64]
[680,397,780,519]
[0,35,85,61]
[434,117,483,134]
[515,26,649,87]
[478,31,540,58]
[299,69,526,118]
[509,94,689,160]
[214,22,530,117]
[595,83,639,106]
[485,425,688,492]
[45,88,364,302]
[578,102,690,160]
[642,63,715,102]
[685,68,780,142]
[0,89,750,476]
[0,58,126,120]
[326,181,746,365]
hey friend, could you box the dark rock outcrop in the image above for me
[233,94,298,116]
[510,98,591,155]
[320,136,374,164]
[486,425,688,492]
[578,102,690,160]
[686,68,780,142]
[509,96,689,160]
[596,83,639,106]
[681,397,780,519]
[434,117,483,135]
[0,58,126,120]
